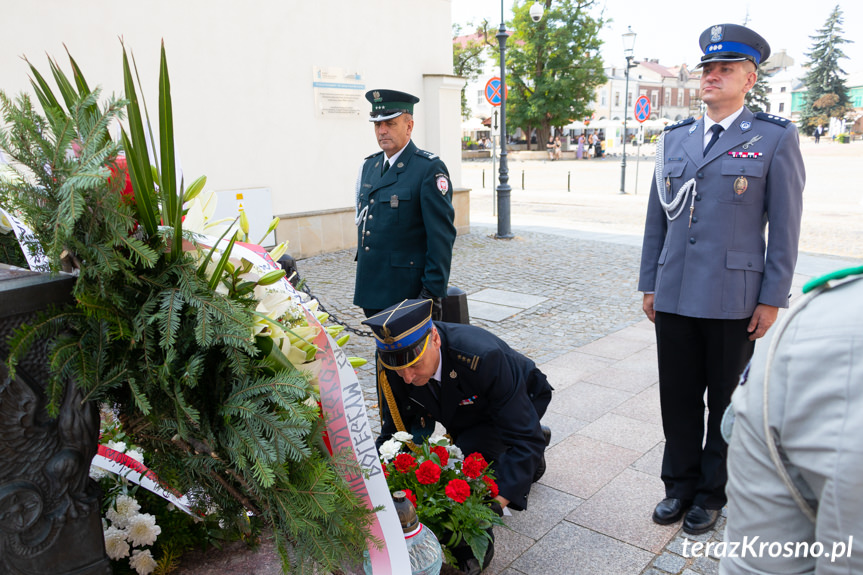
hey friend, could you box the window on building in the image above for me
[768,87,773,93]
[779,102,785,113]
[615,92,620,107]
[766,102,771,112]
[627,91,632,107]
[601,92,607,106]
[780,87,787,93]
[677,90,683,106]
[651,92,658,108]
[664,88,671,105]
[477,90,484,105]
[690,88,695,102]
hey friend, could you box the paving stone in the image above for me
[612,383,662,423]
[578,412,664,453]
[484,524,536,575]
[541,435,640,499]
[504,483,583,540]
[653,551,687,573]
[511,521,653,575]
[468,288,547,309]
[548,380,633,422]
[630,441,665,477]
[567,468,676,553]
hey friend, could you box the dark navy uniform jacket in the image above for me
[354,140,456,311]
[638,108,805,319]
[377,322,553,511]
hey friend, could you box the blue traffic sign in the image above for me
[634,96,651,123]
[485,77,506,106]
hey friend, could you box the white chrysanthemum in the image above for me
[428,434,448,446]
[104,526,130,560]
[378,438,402,463]
[89,464,109,480]
[126,513,161,547]
[129,548,158,575]
[126,449,144,464]
[107,440,127,453]
[447,444,464,462]
[393,431,413,443]
[106,495,141,529]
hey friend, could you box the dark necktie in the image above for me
[382,159,390,175]
[427,378,440,402]
[703,124,724,156]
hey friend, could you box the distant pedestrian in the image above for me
[553,136,562,160]
[576,134,586,159]
[546,134,556,160]
[814,124,823,143]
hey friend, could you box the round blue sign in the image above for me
[635,96,651,123]
[485,77,505,107]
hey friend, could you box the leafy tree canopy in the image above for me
[453,23,490,119]
[505,0,606,149]
[800,5,854,133]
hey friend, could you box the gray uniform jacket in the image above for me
[721,272,863,574]
[638,108,805,319]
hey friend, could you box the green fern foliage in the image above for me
[0,46,375,573]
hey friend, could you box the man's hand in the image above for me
[494,495,510,510]
[642,293,656,323]
[747,304,778,340]
[419,287,443,321]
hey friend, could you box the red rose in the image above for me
[403,488,417,507]
[415,460,441,485]
[430,445,449,467]
[462,453,488,479]
[482,475,499,498]
[445,479,471,503]
[394,453,418,474]
[108,156,135,205]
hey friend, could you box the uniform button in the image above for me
[747,262,753,268]
[368,214,373,219]
[695,194,702,201]
[697,171,704,179]
[691,216,698,224]
[370,199,375,204]
[365,231,370,236]
[364,246,370,252]
[409,261,414,265]
[740,167,745,173]
[689,237,696,244]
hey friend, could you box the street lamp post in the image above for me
[496,1,544,239]
[619,26,636,194]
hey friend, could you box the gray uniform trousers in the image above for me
[721,274,863,574]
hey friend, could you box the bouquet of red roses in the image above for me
[379,432,505,569]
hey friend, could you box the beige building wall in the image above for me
[0,0,466,258]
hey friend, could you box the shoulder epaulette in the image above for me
[754,112,791,128]
[364,151,383,161]
[450,347,480,371]
[415,149,439,161]
[664,117,695,132]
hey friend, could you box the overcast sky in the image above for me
[451,0,863,73]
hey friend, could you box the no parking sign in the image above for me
[634,95,650,123]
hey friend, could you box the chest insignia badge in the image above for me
[390,195,399,208]
[397,162,404,168]
[734,176,748,195]
[742,135,763,150]
[449,370,457,379]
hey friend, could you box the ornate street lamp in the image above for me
[620,26,636,194]
[496,1,544,239]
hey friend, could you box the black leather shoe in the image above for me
[541,425,552,446]
[652,497,689,525]
[533,454,546,482]
[683,505,720,535]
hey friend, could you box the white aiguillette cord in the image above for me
[654,132,697,222]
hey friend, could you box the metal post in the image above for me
[522,170,525,190]
[634,125,642,195]
[568,171,571,192]
[495,6,513,239]
[620,55,631,194]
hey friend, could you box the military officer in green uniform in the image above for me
[354,89,456,320]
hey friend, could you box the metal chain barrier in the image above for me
[295,278,375,338]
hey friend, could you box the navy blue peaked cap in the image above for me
[697,23,770,68]
[362,299,434,369]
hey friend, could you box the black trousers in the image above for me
[654,312,754,509]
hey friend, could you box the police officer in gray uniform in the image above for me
[638,24,805,534]
[354,89,456,320]
[721,266,863,574]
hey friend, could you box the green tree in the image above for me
[800,5,853,133]
[505,0,606,149]
[453,23,491,119]
[745,63,770,113]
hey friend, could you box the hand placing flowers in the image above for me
[378,434,504,570]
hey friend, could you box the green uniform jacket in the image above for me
[354,140,456,310]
